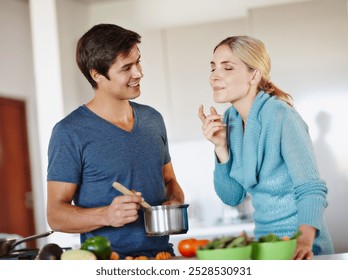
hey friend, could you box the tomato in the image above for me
[193,239,209,253]
[178,238,197,257]
[178,238,210,257]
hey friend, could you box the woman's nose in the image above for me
[210,71,220,82]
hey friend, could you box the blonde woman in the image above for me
[198,36,334,259]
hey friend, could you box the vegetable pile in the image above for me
[178,231,302,258]
[201,236,249,250]
[257,231,302,243]
[36,235,173,260]
[199,232,252,251]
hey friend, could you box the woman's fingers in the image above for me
[198,104,206,122]
[203,122,226,136]
[199,104,226,143]
[199,105,223,125]
[210,106,218,115]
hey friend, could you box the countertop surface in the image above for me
[173,253,348,260]
[313,252,348,260]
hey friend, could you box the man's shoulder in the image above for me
[131,102,162,116]
[53,106,86,131]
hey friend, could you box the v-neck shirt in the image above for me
[47,101,172,257]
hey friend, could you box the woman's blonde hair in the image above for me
[214,36,293,106]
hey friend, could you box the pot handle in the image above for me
[10,230,54,249]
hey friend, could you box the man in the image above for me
[47,24,185,258]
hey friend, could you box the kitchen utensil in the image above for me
[112,182,189,236]
[143,204,189,236]
[112,182,151,208]
[0,230,54,257]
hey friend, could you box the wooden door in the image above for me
[0,96,36,246]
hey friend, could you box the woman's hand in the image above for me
[292,224,316,260]
[293,238,314,260]
[198,105,229,163]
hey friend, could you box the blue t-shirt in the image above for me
[47,102,173,258]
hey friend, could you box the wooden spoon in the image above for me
[112,182,152,209]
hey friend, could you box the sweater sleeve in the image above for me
[280,107,328,235]
[213,150,246,206]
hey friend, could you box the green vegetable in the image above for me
[291,230,302,239]
[257,231,302,243]
[259,233,280,242]
[214,236,235,249]
[200,234,250,250]
[225,236,246,248]
[203,238,222,249]
[80,236,111,260]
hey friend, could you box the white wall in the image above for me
[56,0,93,114]
[133,30,174,138]
[249,0,348,96]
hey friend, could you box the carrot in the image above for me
[155,251,172,260]
[133,255,150,260]
[110,251,120,260]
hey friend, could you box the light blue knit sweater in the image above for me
[214,91,334,255]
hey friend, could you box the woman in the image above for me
[198,36,334,259]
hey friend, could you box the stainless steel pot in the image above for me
[112,182,189,236]
[143,204,189,236]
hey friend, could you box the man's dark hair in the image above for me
[76,23,141,89]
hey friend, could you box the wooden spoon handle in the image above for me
[112,182,152,209]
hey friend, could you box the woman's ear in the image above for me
[89,69,104,84]
[250,69,262,85]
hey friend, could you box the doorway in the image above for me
[0,96,36,246]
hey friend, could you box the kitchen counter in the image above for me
[173,252,348,260]
[313,253,348,260]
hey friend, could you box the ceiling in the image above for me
[71,0,319,29]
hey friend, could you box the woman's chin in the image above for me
[213,96,229,104]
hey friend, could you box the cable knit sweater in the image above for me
[214,91,334,255]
